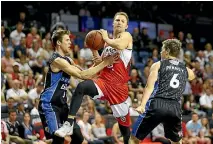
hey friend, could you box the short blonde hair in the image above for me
[162,39,182,57]
[114,12,129,24]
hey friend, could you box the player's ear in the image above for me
[125,24,128,30]
[57,40,61,46]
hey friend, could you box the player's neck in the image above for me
[113,31,121,38]
[55,49,65,57]
[167,56,177,60]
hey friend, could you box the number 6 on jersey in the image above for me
[170,74,179,88]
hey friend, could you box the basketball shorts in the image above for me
[132,98,182,142]
[93,78,131,127]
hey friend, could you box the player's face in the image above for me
[113,15,128,32]
[60,34,72,54]
[160,46,168,60]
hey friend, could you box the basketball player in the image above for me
[132,39,195,144]
[38,30,118,144]
[56,12,133,144]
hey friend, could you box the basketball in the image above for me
[85,30,105,50]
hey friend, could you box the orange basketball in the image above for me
[85,30,105,50]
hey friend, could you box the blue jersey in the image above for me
[40,52,71,106]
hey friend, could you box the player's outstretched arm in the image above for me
[99,29,132,50]
[91,50,103,66]
[52,55,118,79]
[136,62,160,113]
[186,67,195,81]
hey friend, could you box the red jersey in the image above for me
[99,45,132,84]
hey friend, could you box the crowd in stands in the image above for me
[1,2,213,144]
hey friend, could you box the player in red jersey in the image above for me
[56,12,133,144]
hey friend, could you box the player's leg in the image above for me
[110,97,132,144]
[39,104,65,144]
[70,121,84,144]
[68,80,98,124]
[118,119,131,144]
[163,102,182,144]
[132,99,163,141]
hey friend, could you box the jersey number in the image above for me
[61,84,68,90]
[170,74,179,88]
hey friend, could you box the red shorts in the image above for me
[93,78,131,127]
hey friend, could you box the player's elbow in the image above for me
[79,71,90,80]
[116,43,126,50]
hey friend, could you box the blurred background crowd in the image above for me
[1,1,213,144]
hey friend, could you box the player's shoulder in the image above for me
[48,52,62,64]
[121,31,132,37]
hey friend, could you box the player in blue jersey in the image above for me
[38,30,118,144]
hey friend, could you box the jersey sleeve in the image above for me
[48,52,61,65]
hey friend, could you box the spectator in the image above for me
[196,51,205,70]
[6,109,30,144]
[92,113,114,143]
[26,27,42,48]
[1,25,5,39]
[200,117,211,144]
[185,43,196,60]
[1,37,13,58]
[80,46,93,67]
[11,62,21,80]
[141,65,150,84]
[184,94,206,116]
[199,88,213,116]
[28,39,43,60]
[140,27,151,50]
[1,120,10,144]
[42,32,51,49]
[186,113,202,144]
[72,44,81,64]
[1,48,15,73]
[1,97,16,113]
[191,78,203,102]
[204,43,213,62]
[178,31,186,48]
[10,22,26,47]
[6,79,28,103]
[16,102,26,115]
[129,98,139,116]
[14,37,27,59]
[24,70,36,91]
[28,82,43,105]
[128,68,143,101]
[78,111,104,144]
[19,55,32,74]
[185,33,194,44]
[152,48,159,62]
[22,112,47,144]
[79,6,91,17]
[132,27,142,52]
[208,55,213,69]
[204,64,213,79]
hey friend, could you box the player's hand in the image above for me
[98,29,108,41]
[103,53,120,65]
[92,56,102,65]
[135,105,145,114]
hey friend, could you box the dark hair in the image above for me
[8,109,16,115]
[51,30,70,50]
[162,39,182,57]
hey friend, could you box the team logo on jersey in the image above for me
[102,46,118,69]
[120,116,126,122]
[178,131,183,137]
